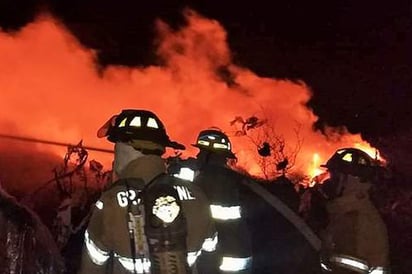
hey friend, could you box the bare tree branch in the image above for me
[231,113,303,180]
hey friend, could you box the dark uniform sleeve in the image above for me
[194,167,253,274]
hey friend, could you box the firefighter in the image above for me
[318,148,390,274]
[78,109,216,274]
[0,180,65,273]
[192,128,253,274]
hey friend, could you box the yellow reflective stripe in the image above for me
[330,255,369,273]
[118,118,127,127]
[202,233,218,252]
[210,205,241,220]
[146,117,158,128]
[213,143,228,149]
[95,200,104,210]
[173,167,195,182]
[219,256,252,272]
[369,267,390,274]
[115,249,207,269]
[116,255,151,273]
[321,261,332,272]
[342,153,353,162]
[187,250,202,266]
[129,116,141,127]
[84,230,110,265]
[198,140,210,146]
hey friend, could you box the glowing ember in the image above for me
[0,11,383,184]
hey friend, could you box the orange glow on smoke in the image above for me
[0,10,382,184]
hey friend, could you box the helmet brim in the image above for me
[97,115,117,138]
[169,140,186,150]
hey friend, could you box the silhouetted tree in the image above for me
[231,114,303,180]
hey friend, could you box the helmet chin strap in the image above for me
[113,142,145,177]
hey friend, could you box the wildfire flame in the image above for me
[0,10,383,189]
[308,153,324,179]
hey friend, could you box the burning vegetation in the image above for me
[0,8,411,274]
[0,10,380,184]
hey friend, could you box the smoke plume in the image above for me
[0,10,378,191]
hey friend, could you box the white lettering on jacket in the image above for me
[174,185,196,201]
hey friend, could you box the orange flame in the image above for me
[0,11,383,188]
[308,153,324,178]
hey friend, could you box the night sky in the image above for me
[1,0,411,173]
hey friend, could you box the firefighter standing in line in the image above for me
[317,148,390,274]
[192,128,253,274]
[0,180,65,274]
[78,109,216,274]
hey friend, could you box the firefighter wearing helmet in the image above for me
[192,128,253,274]
[317,148,390,274]
[78,109,216,274]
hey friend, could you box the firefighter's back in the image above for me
[195,164,253,274]
[79,173,215,274]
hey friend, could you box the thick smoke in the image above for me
[0,10,378,190]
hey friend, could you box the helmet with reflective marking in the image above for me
[102,109,185,150]
[192,128,236,158]
[321,147,380,179]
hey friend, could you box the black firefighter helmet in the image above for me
[192,128,236,159]
[102,109,185,150]
[321,147,381,180]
